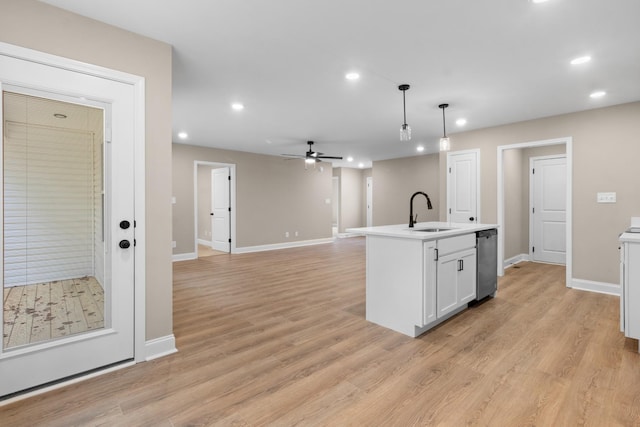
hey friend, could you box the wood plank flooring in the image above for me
[3,277,104,349]
[2,237,639,426]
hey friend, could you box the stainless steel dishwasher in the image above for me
[475,228,497,301]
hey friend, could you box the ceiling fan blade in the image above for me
[281,154,306,158]
[317,155,343,160]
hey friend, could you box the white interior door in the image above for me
[530,156,566,264]
[1,51,135,397]
[447,150,479,223]
[366,177,373,227]
[211,167,230,252]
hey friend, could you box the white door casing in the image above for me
[211,167,230,253]
[366,177,373,227]
[0,43,144,397]
[530,156,566,264]
[447,150,480,223]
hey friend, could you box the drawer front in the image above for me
[438,233,476,256]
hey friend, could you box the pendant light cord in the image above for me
[403,90,407,125]
[442,106,447,138]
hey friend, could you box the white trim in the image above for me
[0,360,135,406]
[197,238,212,246]
[503,253,530,269]
[173,252,197,262]
[571,279,620,296]
[337,233,361,239]
[497,137,572,287]
[446,149,481,223]
[144,335,178,361]
[234,238,335,254]
[193,161,236,254]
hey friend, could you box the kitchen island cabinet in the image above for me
[620,230,640,352]
[348,222,497,337]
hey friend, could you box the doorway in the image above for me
[0,43,144,398]
[194,161,236,257]
[497,137,572,285]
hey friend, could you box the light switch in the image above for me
[172,196,176,204]
[597,192,616,203]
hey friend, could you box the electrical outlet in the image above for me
[285,231,289,238]
[295,231,299,237]
[597,192,616,203]
[171,241,176,248]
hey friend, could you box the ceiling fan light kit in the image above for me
[281,141,343,168]
[398,84,411,142]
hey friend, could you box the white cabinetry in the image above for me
[436,235,477,319]
[366,232,478,337]
[620,236,640,352]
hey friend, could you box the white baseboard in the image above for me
[197,238,212,246]
[337,233,361,239]
[172,252,197,262]
[570,278,620,296]
[503,253,530,269]
[145,334,178,361]
[234,237,334,254]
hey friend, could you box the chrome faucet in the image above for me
[409,191,433,228]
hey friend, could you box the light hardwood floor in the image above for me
[3,277,104,349]
[1,237,639,426]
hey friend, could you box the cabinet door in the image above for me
[457,249,477,304]
[437,252,459,318]
[423,241,437,325]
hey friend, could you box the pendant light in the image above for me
[439,103,450,151]
[398,84,411,141]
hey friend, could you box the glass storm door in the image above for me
[0,51,135,398]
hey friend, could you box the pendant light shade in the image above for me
[399,84,411,141]
[439,103,450,151]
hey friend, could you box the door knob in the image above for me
[469,217,475,222]
[119,240,131,249]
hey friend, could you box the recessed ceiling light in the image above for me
[358,162,364,168]
[590,91,606,98]
[456,118,467,126]
[531,0,549,3]
[345,72,360,81]
[178,131,188,139]
[417,146,425,152]
[231,103,244,111]
[347,156,354,162]
[53,113,67,119]
[570,56,591,65]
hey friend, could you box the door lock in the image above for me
[119,220,131,229]
[119,240,131,249]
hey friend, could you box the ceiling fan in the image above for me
[281,141,343,164]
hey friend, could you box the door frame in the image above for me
[446,149,481,223]
[529,154,567,264]
[193,161,236,254]
[497,137,572,285]
[366,176,373,227]
[0,42,146,390]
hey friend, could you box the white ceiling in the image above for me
[42,0,640,168]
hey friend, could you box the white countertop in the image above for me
[620,231,640,243]
[346,221,498,241]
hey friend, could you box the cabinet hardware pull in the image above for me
[434,249,439,261]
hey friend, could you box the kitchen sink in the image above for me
[413,227,454,232]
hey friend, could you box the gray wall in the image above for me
[438,101,640,284]
[172,143,333,254]
[1,0,173,341]
[372,154,440,226]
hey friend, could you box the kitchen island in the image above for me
[347,222,498,337]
